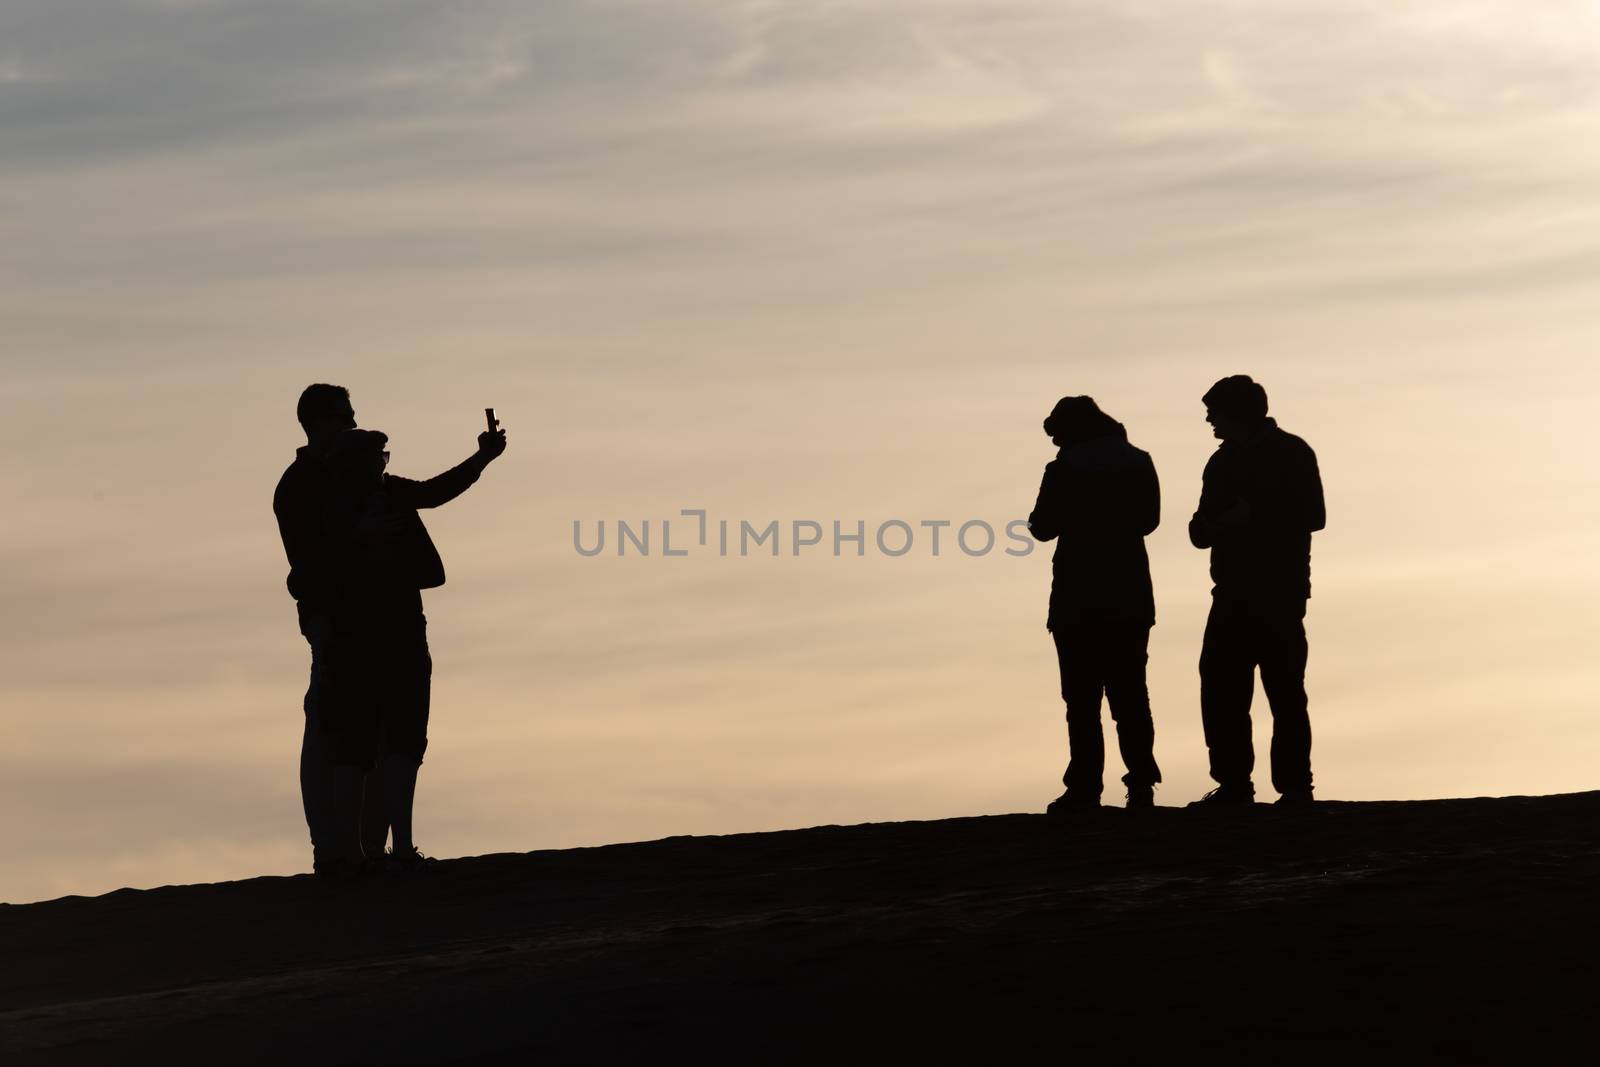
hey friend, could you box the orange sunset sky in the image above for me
[4,1,1600,903]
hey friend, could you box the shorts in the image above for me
[318,614,432,770]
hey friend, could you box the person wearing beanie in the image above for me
[1027,396,1163,811]
[1187,375,1325,807]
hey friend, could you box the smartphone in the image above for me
[485,407,499,432]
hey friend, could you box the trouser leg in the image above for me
[324,763,366,864]
[383,754,422,854]
[1199,601,1256,789]
[317,621,381,864]
[379,616,432,852]
[1103,623,1161,787]
[299,703,330,865]
[360,765,389,857]
[298,609,334,867]
[1053,626,1106,799]
[1259,607,1312,795]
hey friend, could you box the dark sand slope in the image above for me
[4,793,1597,1064]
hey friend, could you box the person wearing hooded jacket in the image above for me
[1187,375,1324,808]
[1028,396,1163,811]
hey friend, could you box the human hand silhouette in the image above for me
[477,427,508,462]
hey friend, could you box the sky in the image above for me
[3,0,1599,904]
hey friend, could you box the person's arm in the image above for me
[1188,454,1220,549]
[1253,438,1325,536]
[1135,452,1160,537]
[274,467,332,594]
[1027,460,1064,542]
[385,430,507,510]
[1300,442,1326,533]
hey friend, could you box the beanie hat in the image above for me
[1201,375,1268,423]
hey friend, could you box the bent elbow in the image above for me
[1027,508,1060,542]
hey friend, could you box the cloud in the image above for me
[5,0,1599,322]
[4,0,1600,902]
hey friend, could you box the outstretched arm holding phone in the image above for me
[385,412,509,511]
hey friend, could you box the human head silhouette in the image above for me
[1202,375,1268,442]
[1042,395,1121,448]
[327,428,389,488]
[297,383,356,448]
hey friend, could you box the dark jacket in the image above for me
[1028,425,1160,629]
[274,445,339,608]
[273,446,486,614]
[322,480,450,624]
[1188,417,1325,603]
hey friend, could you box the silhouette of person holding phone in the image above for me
[1187,376,1324,807]
[273,385,507,874]
[1028,396,1163,811]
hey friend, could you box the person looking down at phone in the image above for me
[272,384,508,875]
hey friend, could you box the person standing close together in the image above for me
[273,384,507,875]
[1188,375,1325,807]
[1028,396,1163,811]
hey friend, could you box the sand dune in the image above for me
[4,792,1596,1063]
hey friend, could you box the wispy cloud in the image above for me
[4,0,1600,903]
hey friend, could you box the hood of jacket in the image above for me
[1055,424,1147,474]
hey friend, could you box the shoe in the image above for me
[1046,790,1101,815]
[1275,790,1315,808]
[1187,784,1255,808]
[387,845,437,874]
[1124,784,1155,809]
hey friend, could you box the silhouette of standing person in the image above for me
[1187,376,1324,807]
[273,385,357,874]
[273,385,507,874]
[318,427,506,871]
[1028,397,1163,811]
